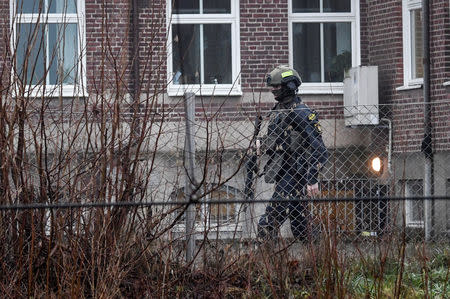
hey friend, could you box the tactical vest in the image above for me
[263,104,306,183]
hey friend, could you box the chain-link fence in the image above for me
[0,98,449,297]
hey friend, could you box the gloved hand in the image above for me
[307,183,320,198]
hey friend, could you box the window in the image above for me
[172,184,244,233]
[11,0,86,97]
[289,0,359,94]
[401,0,424,88]
[404,180,424,227]
[167,0,241,96]
[318,179,389,234]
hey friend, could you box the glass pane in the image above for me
[16,23,46,85]
[204,24,232,84]
[209,189,236,224]
[172,0,199,14]
[203,0,231,13]
[323,0,351,12]
[172,24,200,84]
[49,23,78,85]
[406,181,423,222]
[49,0,77,14]
[324,22,351,82]
[411,9,423,79]
[293,23,320,82]
[17,0,44,14]
[292,0,319,13]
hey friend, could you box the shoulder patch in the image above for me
[308,113,316,121]
[314,122,322,133]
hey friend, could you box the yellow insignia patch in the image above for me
[281,70,294,78]
[308,113,316,121]
[314,122,322,133]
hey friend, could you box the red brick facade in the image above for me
[364,0,449,153]
[1,0,449,152]
[240,0,289,91]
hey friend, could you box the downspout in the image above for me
[380,118,392,175]
[421,0,433,241]
[130,0,141,140]
[132,0,140,100]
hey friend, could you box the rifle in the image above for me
[244,114,263,201]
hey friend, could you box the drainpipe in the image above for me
[132,0,139,99]
[421,0,433,241]
[380,118,392,176]
[130,0,141,141]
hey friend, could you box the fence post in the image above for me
[422,0,433,241]
[184,92,196,263]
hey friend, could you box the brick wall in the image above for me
[367,0,404,104]
[2,0,448,152]
[429,0,450,152]
[359,1,369,66]
[85,0,132,95]
[367,0,450,153]
[136,0,166,95]
[0,0,10,88]
[240,0,289,92]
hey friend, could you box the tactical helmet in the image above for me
[266,65,302,91]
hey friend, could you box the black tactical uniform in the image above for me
[258,66,328,241]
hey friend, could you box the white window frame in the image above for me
[166,0,241,97]
[404,180,424,228]
[400,0,424,90]
[10,0,87,97]
[288,0,360,95]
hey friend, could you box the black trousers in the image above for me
[257,192,309,241]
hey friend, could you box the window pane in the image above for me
[16,23,46,85]
[208,189,236,224]
[203,0,231,13]
[204,24,231,84]
[292,0,319,13]
[323,0,351,12]
[16,0,44,13]
[293,23,320,82]
[324,22,351,82]
[49,23,79,85]
[49,0,77,14]
[172,24,200,84]
[411,9,423,79]
[406,180,423,222]
[172,0,199,14]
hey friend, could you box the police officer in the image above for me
[258,65,328,242]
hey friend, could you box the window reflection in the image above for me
[203,0,231,13]
[324,23,351,82]
[411,9,423,79]
[292,0,350,13]
[292,0,319,13]
[204,24,231,84]
[172,24,200,84]
[16,23,46,84]
[293,22,351,83]
[48,23,79,85]
[293,23,321,82]
[172,0,199,14]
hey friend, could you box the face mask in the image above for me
[272,86,295,102]
[271,88,284,100]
